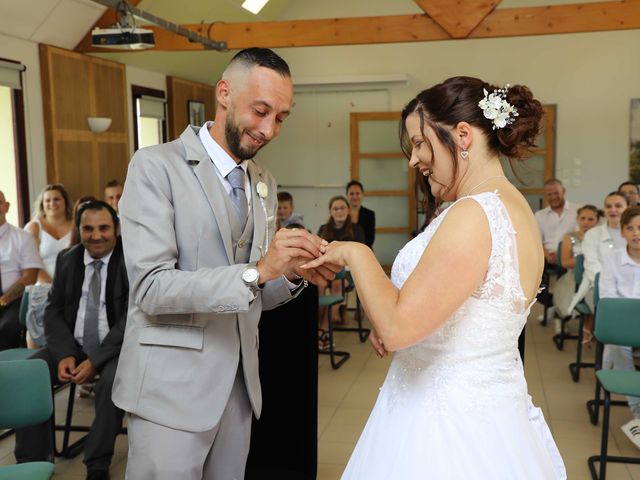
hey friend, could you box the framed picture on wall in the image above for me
[188,100,205,127]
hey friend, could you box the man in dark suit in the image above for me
[15,200,128,480]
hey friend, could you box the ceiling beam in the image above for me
[76,0,640,53]
[414,0,501,38]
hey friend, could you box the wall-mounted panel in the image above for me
[40,44,129,201]
[167,76,216,140]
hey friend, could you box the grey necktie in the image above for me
[227,166,248,225]
[82,260,103,356]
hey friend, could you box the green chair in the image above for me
[587,298,640,480]
[552,241,580,351]
[568,256,597,382]
[0,359,55,480]
[0,292,34,362]
[587,274,628,424]
[318,293,350,370]
[332,268,370,343]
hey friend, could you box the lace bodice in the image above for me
[385,192,531,415]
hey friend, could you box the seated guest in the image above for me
[534,178,580,322]
[277,191,304,228]
[598,206,640,447]
[0,190,41,350]
[15,200,128,480]
[554,205,600,338]
[570,191,628,314]
[104,180,123,214]
[25,196,98,350]
[317,196,365,348]
[619,181,640,206]
[534,178,581,267]
[346,180,376,248]
[24,183,74,284]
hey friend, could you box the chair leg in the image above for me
[569,316,596,383]
[322,303,350,370]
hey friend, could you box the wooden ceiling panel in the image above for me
[414,0,501,38]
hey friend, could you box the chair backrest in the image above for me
[593,272,600,308]
[18,290,30,327]
[334,268,347,280]
[0,359,52,429]
[574,254,585,287]
[594,298,640,347]
[557,241,564,269]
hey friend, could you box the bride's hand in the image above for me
[300,241,357,270]
[370,329,388,358]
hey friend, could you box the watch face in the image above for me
[242,268,259,284]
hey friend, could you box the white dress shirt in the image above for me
[198,121,252,214]
[73,249,113,345]
[534,201,580,252]
[599,248,640,299]
[0,222,43,291]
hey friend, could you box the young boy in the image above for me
[277,191,304,228]
[599,205,640,448]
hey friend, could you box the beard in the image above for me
[224,111,264,161]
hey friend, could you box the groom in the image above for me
[113,48,337,479]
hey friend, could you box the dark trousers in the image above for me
[14,348,124,471]
[0,300,21,351]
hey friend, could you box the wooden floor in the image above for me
[2,301,640,479]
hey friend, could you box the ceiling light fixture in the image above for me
[241,0,269,15]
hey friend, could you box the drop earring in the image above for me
[460,148,469,160]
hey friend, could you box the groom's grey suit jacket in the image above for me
[112,126,297,432]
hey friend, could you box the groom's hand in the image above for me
[256,229,328,284]
[288,260,342,287]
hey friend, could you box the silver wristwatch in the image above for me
[241,263,261,292]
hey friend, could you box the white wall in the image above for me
[264,29,640,208]
[0,33,46,214]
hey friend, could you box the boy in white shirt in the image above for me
[599,205,640,448]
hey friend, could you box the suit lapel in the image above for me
[247,161,267,262]
[69,247,85,324]
[181,126,234,264]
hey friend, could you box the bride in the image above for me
[303,77,567,479]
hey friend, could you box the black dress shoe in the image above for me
[86,470,110,480]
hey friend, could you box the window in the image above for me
[132,85,166,151]
[0,58,28,226]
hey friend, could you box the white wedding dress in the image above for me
[342,192,566,480]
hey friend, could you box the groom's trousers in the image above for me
[125,367,253,480]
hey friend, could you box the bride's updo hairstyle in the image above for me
[401,76,543,222]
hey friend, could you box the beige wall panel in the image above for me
[97,140,129,189]
[55,139,95,203]
[167,76,215,139]
[50,51,91,131]
[93,61,127,134]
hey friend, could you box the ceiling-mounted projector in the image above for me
[91,27,155,50]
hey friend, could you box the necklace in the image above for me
[464,175,507,196]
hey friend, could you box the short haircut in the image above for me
[226,48,290,78]
[346,180,364,193]
[621,206,640,228]
[543,178,563,188]
[105,179,122,188]
[619,181,639,193]
[75,200,119,229]
[277,191,293,203]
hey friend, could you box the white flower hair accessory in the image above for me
[478,85,519,130]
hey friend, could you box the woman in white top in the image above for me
[24,184,74,284]
[570,191,628,313]
[23,184,74,348]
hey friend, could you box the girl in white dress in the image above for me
[304,77,566,479]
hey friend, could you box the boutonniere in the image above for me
[256,181,268,199]
[256,181,271,254]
